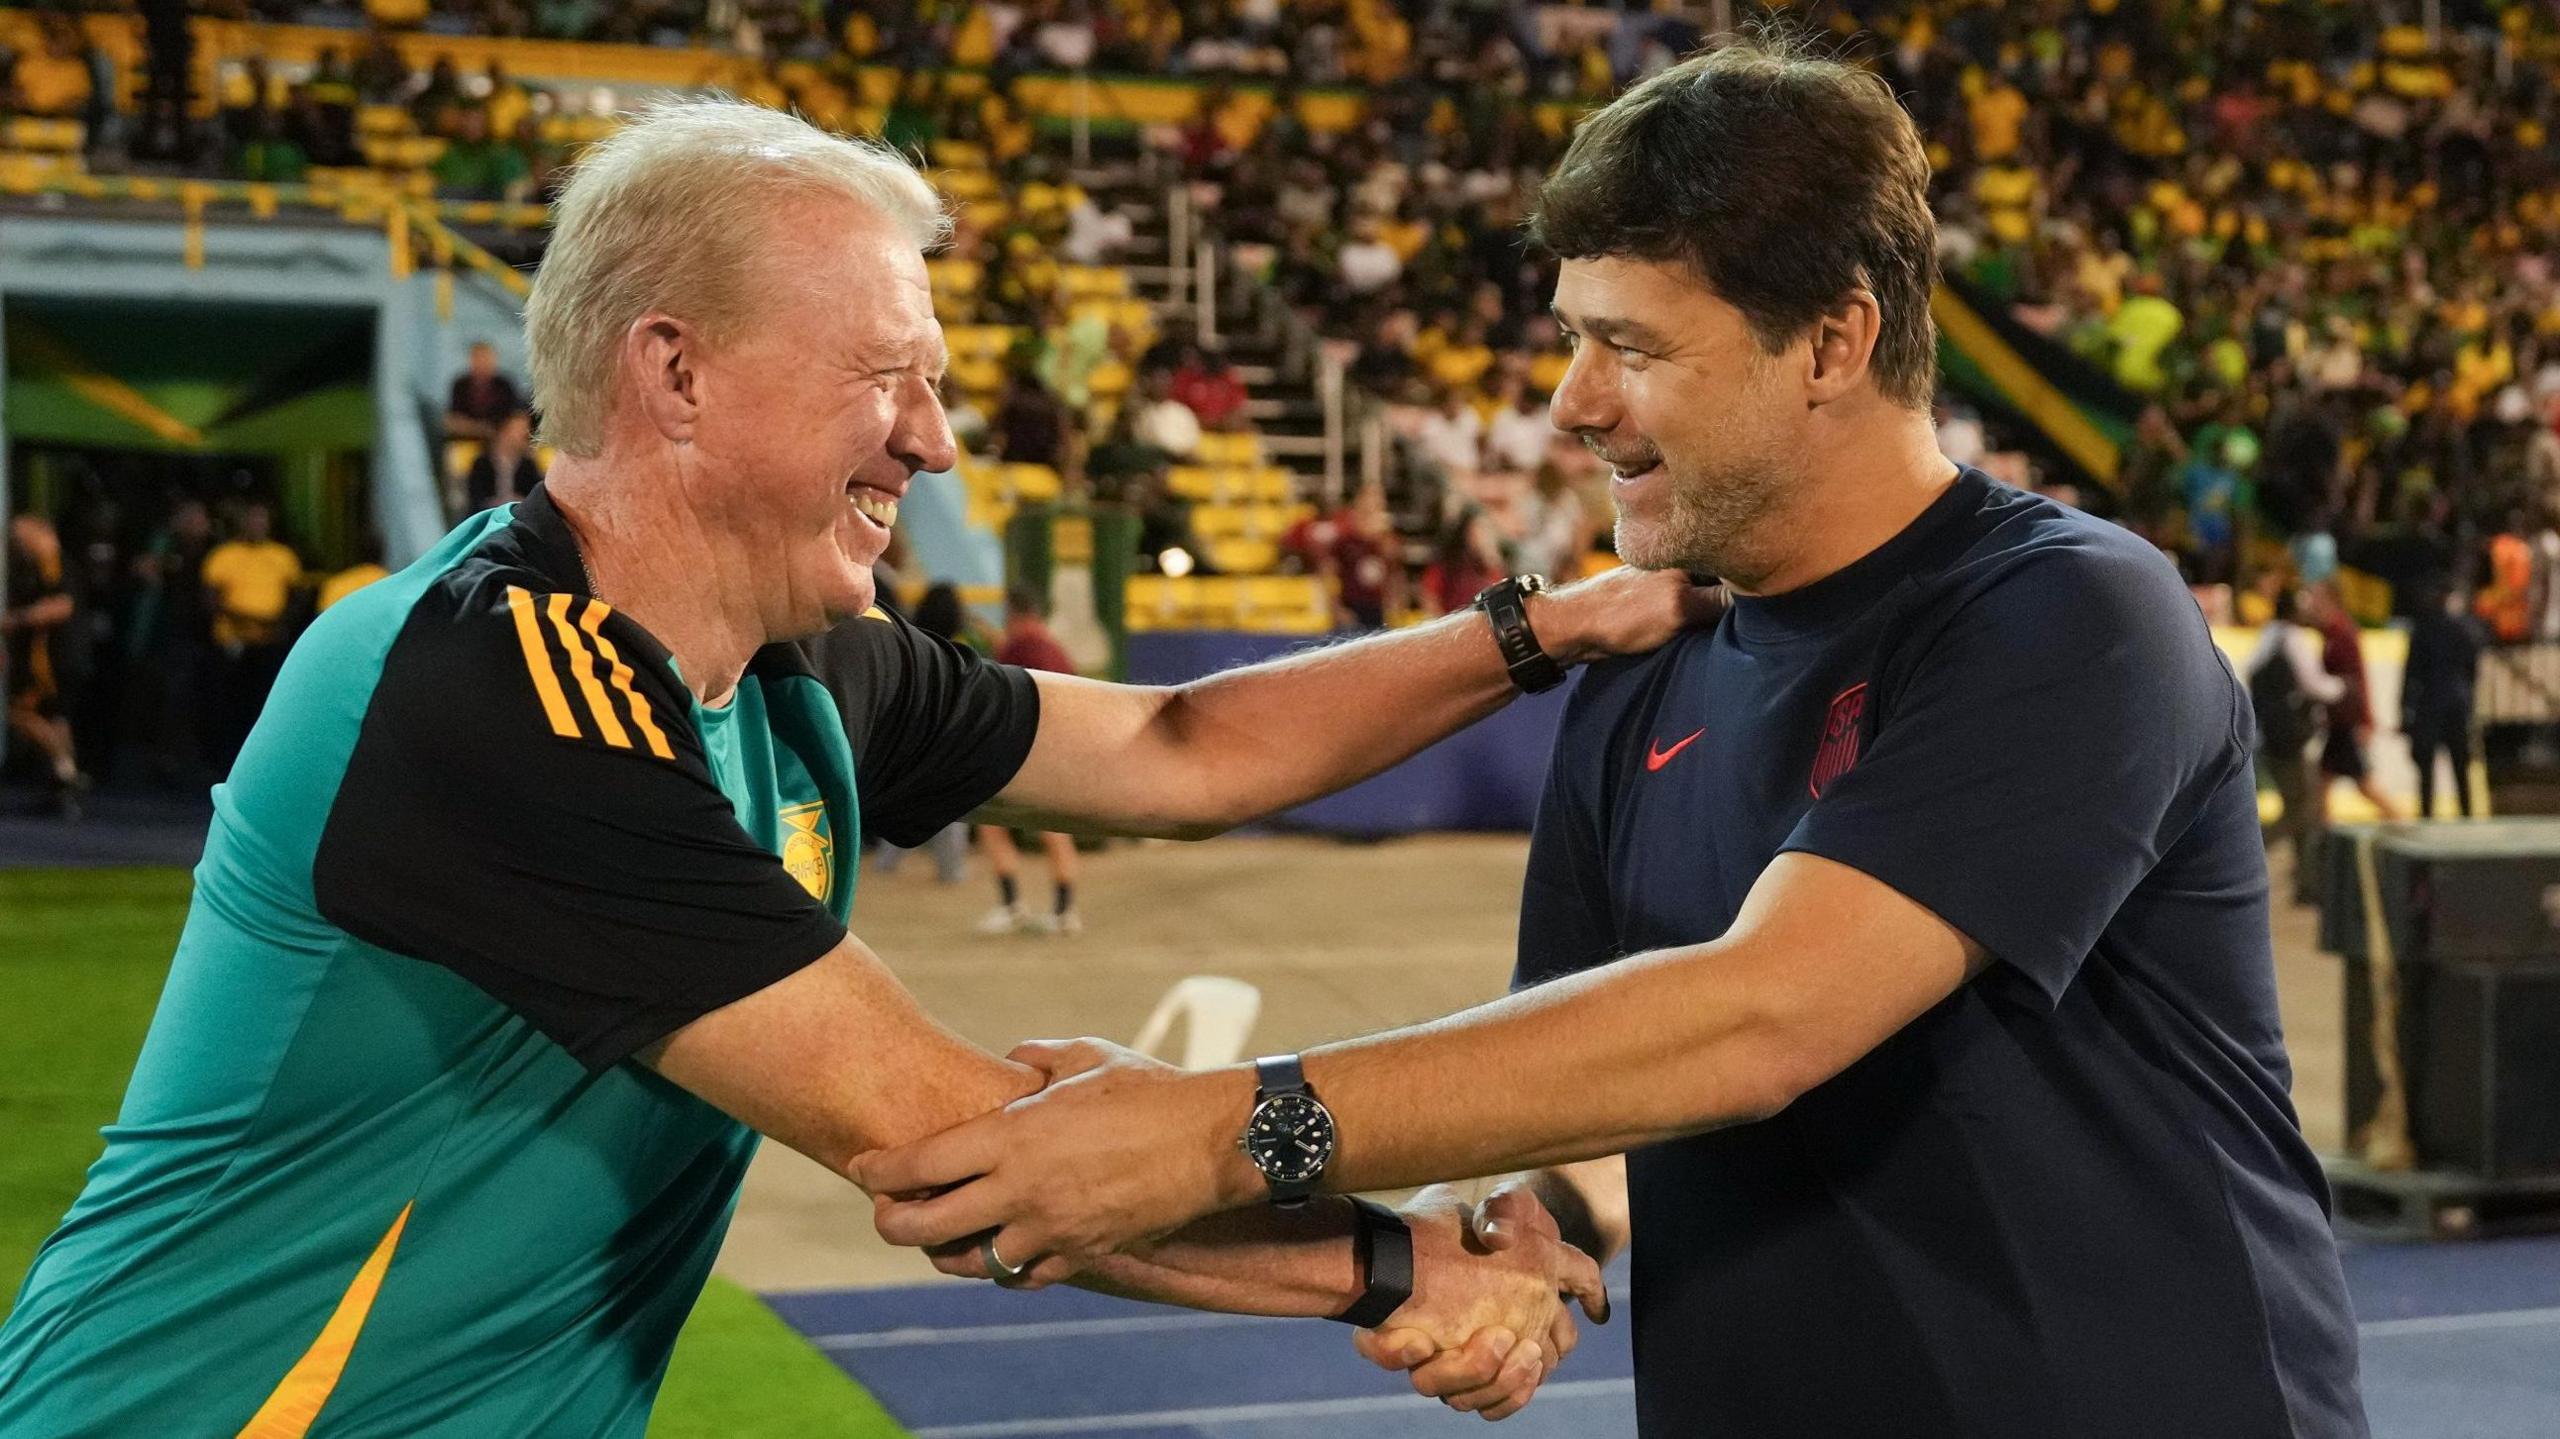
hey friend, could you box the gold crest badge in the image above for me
[779,802,833,903]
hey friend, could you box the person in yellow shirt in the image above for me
[1967,69,2030,163]
[202,502,304,774]
[2106,274,2186,394]
[318,536,389,613]
[202,502,302,651]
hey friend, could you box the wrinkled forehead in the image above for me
[756,195,943,364]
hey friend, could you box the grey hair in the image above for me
[524,97,950,456]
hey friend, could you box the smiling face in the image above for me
[1548,255,1803,583]
[684,195,955,636]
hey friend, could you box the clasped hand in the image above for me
[851,1039,1608,1419]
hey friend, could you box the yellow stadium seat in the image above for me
[1190,505,1248,540]
[1002,463,1062,502]
[1208,538,1279,574]
[1530,351,1571,395]
[1070,297,1156,342]
[949,357,1007,395]
[1087,359,1133,397]
[446,440,482,479]
[1058,265,1131,300]
[1193,432,1264,467]
[926,258,984,295]
[1165,466,1218,501]
[944,325,1019,360]
[356,105,415,138]
[362,135,447,170]
[3,118,81,154]
[936,168,998,203]
[930,140,990,170]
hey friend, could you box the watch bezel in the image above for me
[1242,1091,1337,1185]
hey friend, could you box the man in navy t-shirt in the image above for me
[857,37,2368,1436]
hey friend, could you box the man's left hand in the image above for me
[852,1039,1256,1285]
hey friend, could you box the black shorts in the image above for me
[2318,726,2368,781]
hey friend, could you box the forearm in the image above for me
[1287,943,1796,1193]
[1070,1199,1365,1318]
[1145,605,1523,826]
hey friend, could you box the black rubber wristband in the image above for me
[1332,1197,1415,1328]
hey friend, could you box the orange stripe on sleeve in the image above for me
[504,585,581,739]
[234,1202,414,1439]
[578,600,675,760]
[545,592,632,750]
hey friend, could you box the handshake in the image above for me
[851,1039,1611,1421]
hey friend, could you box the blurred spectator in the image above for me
[992,368,1068,470]
[465,409,543,511]
[319,532,390,612]
[130,498,215,786]
[1169,345,1248,430]
[1130,463,1213,576]
[977,586,1082,936]
[876,581,977,885]
[2307,581,2404,824]
[445,341,523,441]
[4,514,88,815]
[2402,577,2485,820]
[1414,386,1485,480]
[1285,483,1401,629]
[235,106,307,182]
[1511,464,1592,580]
[200,501,302,775]
[1084,406,1170,499]
[1128,366,1202,460]
[2244,586,2343,888]
[1484,375,1551,474]
[432,105,529,199]
[1419,506,1506,617]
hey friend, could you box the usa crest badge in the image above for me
[1809,682,1868,799]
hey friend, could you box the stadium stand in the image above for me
[8,0,2560,797]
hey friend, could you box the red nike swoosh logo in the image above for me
[1646,729,1705,772]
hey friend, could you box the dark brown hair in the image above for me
[1531,32,1940,409]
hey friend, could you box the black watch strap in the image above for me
[1333,1197,1415,1328]
[1254,1053,1306,1102]
[1475,575,1565,695]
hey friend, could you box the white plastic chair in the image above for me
[1132,977,1263,1070]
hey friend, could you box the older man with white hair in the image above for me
[0,100,1709,1435]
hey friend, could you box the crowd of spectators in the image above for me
[14,1,2560,626]
[2,469,398,814]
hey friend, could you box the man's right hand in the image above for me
[1352,1183,1611,1421]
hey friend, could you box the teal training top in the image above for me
[0,487,1037,1438]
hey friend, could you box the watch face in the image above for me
[1245,1093,1336,1184]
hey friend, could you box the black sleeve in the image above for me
[446,376,470,415]
[1514,677,1622,992]
[799,608,1041,847]
[314,577,848,1072]
[1781,543,2245,1006]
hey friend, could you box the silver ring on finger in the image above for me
[981,1234,1031,1288]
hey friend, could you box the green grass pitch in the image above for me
[0,866,908,1438]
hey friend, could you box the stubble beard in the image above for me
[1614,448,1793,585]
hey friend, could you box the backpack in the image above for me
[2250,625,2316,756]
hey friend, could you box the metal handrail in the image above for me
[0,166,533,298]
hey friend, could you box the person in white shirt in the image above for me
[2245,588,2346,889]
[1414,387,1486,479]
[1485,377,1553,474]
[1130,368,1202,459]
[1338,217,1404,295]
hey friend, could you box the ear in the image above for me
[625,313,703,444]
[1804,288,1884,408]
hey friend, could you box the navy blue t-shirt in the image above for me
[1517,470,2366,1438]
